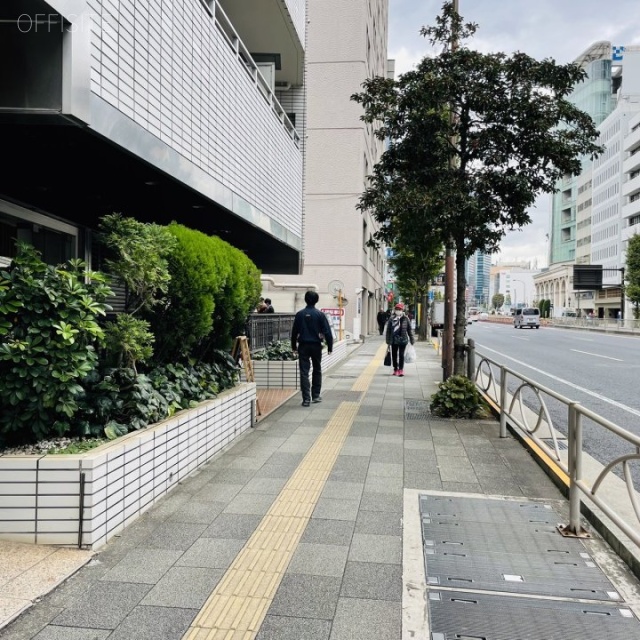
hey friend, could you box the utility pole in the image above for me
[442,0,458,381]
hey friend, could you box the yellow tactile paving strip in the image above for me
[351,343,388,392]
[183,343,387,640]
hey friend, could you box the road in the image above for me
[466,320,640,469]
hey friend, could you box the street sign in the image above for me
[321,308,344,317]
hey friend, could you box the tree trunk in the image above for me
[419,292,429,340]
[454,245,468,376]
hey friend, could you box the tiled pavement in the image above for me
[0,336,610,639]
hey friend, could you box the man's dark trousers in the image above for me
[298,342,323,402]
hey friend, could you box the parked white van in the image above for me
[514,307,540,329]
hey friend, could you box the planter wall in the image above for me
[246,340,347,388]
[0,383,256,549]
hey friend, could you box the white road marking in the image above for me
[570,349,623,362]
[512,336,530,341]
[479,345,640,419]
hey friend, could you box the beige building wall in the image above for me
[575,169,593,266]
[265,0,389,339]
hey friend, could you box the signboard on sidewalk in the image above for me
[321,308,344,317]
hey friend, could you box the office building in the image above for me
[0,0,305,272]
[263,0,389,338]
[548,41,617,266]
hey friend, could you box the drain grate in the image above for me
[405,399,430,420]
[542,438,569,451]
[429,590,639,640]
[329,375,358,379]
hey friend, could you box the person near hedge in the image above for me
[291,290,333,406]
[385,302,414,377]
[376,308,388,335]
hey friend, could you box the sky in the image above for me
[388,0,640,268]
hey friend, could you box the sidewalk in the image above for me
[1,337,639,639]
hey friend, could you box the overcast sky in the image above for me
[388,0,640,267]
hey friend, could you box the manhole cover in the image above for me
[405,399,430,420]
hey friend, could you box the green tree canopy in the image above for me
[352,1,602,374]
[625,234,640,319]
[388,243,443,339]
[492,293,504,310]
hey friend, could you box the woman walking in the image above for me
[385,303,414,377]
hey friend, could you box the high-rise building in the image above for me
[548,42,617,266]
[0,1,304,272]
[467,251,491,308]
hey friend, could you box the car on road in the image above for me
[479,312,489,320]
[514,307,540,329]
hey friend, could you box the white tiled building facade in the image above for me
[0,0,305,272]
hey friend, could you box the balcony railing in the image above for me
[214,4,299,146]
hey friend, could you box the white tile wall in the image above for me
[85,0,303,237]
[0,383,256,548]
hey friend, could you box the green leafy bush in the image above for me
[0,244,112,445]
[430,375,484,418]
[97,214,177,314]
[104,314,155,372]
[253,341,297,361]
[76,356,239,440]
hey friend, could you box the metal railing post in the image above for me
[567,403,583,534]
[499,365,508,438]
[466,338,475,379]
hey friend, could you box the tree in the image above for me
[97,214,177,315]
[625,234,640,319]
[492,293,504,310]
[388,243,443,340]
[351,1,602,375]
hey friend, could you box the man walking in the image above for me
[291,291,333,407]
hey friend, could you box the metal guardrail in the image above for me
[550,317,640,334]
[471,346,640,549]
[245,313,296,352]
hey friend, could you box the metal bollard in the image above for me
[466,338,475,379]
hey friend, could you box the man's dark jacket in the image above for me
[291,306,333,352]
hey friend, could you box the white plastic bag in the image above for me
[404,343,417,364]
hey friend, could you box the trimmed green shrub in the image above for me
[0,244,112,444]
[150,224,262,360]
[210,245,262,350]
[150,224,231,360]
[430,375,484,418]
